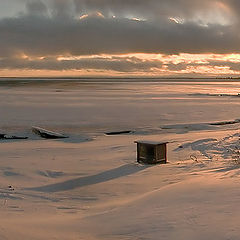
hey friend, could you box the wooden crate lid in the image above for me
[134,140,168,146]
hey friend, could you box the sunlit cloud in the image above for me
[79,11,105,20]
[1,53,240,77]
[79,14,88,20]
[168,17,184,24]
[131,17,145,22]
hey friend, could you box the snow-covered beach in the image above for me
[1,79,240,239]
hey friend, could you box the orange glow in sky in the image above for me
[1,53,240,77]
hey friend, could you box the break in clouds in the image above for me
[1,0,240,73]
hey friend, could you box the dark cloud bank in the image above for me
[1,0,240,72]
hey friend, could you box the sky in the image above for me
[1,0,240,77]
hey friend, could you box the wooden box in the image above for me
[135,140,167,164]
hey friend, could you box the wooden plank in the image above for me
[32,126,68,139]
[105,130,133,135]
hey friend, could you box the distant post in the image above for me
[135,140,168,164]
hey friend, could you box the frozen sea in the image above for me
[1,78,240,136]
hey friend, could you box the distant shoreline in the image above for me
[0,77,240,83]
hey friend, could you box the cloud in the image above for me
[2,53,240,75]
[0,11,239,59]
[1,0,240,74]
[73,0,224,21]
[202,60,240,71]
[166,62,188,71]
[26,1,48,16]
[0,56,162,72]
[164,58,240,72]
